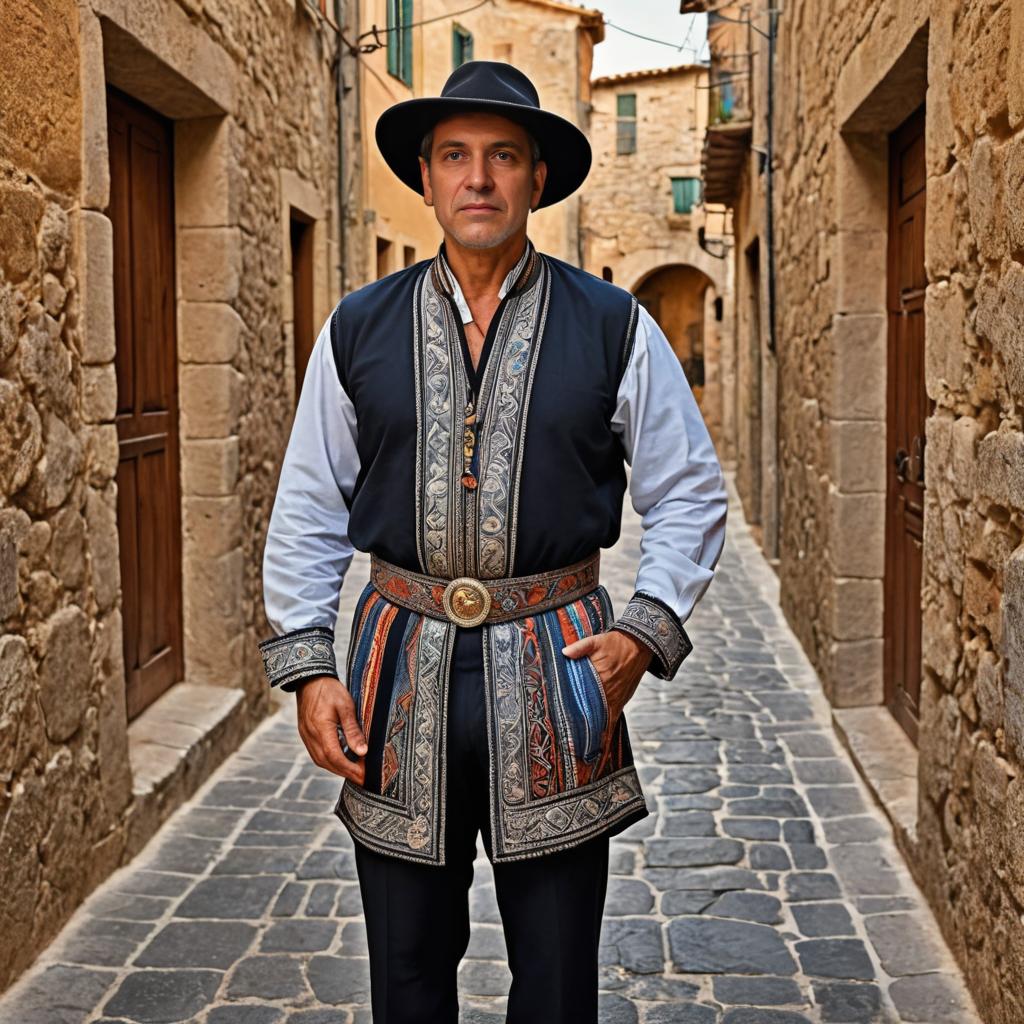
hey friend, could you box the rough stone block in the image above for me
[182,437,240,496]
[925,167,958,279]
[1005,132,1024,257]
[80,10,110,211]
[183,548,244,685]
[834,230,887,314]
[179,365,242,438]
[178,227,242,303]
[183,495,241,558]
[1013,0,1024,130]
[829,491,885,578]
[828,420,885,493]
[924,281,970,401]
[179,301,244,363]
[835,132,888,232]
[968,135,1003,262]
[74,210,116,365]
[176,117,238,228]
[1004,547,1024,759]
[975,264,1024,401]
[0,378,42,496]
[86,487,121,614]
[828,639,884,707]
[825,315,886,421]
[95,611,132,818]
[831,577,883,642]
[81,364,117,424]
[39,605,92,742]
[976,429,1024,510]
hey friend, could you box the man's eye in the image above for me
[494,151,512,161]
[444,152,464,160]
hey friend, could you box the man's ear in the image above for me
[530,160,547,212]
[419,156,434,207]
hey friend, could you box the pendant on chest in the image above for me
[461,398,478,490]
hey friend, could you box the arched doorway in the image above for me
[633,264,715,402]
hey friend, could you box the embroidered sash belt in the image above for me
[368,551,601,627]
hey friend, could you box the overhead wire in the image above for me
[352,0,494,53]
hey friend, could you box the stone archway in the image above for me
[631,262,717,409]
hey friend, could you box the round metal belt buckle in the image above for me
[442,576,492,627]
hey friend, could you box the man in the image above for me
[258,62,726,1023]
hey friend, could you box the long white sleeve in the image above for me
[257,313,361,690]
[609,304,728,679]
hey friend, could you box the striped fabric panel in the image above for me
[380,615,422,799]
[348,590,400,734]
[549,593,609,766]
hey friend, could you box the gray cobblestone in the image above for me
[0,486,978,1023]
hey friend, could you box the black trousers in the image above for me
[352,623,611,1024]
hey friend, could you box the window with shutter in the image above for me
[671,176,702,214]
[387,0,414,86]
[616,93,637,155]
[453,25,473,69]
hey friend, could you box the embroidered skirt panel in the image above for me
[334,579,649,865]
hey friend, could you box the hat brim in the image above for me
[375,97,592,209]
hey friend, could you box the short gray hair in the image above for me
[419,126,542,166]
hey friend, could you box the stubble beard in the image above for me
[445,215,526,252]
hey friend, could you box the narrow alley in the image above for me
[0,486,978,1024]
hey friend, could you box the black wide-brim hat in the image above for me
[375,61,592,209]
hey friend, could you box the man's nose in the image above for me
[465,152,493,191]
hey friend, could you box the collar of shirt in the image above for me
[435,239,533,325]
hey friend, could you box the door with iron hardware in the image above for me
[884,104,929,744]
[107,87,184,721]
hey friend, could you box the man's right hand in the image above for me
[294,676,368,785]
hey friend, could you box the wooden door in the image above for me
[884,104,929,744]
[107,87,184,721]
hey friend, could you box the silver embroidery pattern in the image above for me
[415,270,465,579]
[612,591,693,680]
[476,266,550,578]
[483,617,649,863]
[258,626,337,689]
[334,615,454,865]
[414,250,549,580]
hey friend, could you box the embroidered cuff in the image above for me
[258,626,338,692]
[611,591,692,681]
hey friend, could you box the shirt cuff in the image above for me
[257,625,339,691]
[611,591,693,681]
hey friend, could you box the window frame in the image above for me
[387,0,414,87]
[615,92,637,155]
[671,176,702,215]
[452,24,473,69]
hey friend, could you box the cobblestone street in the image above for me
[0,485,978,1024]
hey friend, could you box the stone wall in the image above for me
[0,0,342,992]
[768,0,1024,1018]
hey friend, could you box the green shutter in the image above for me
[401,0,413,86]
[386,0,398,78]
[616,93,636,117]
[452,27,474,69]
[671,177,702,214]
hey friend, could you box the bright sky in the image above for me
[586,1,708,78]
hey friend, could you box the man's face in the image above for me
[419,112,547,251]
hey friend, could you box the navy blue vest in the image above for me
[329,253,639,579]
